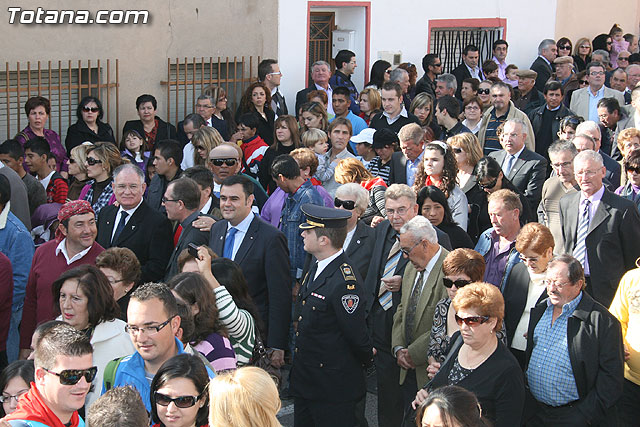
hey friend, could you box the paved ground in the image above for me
[276,365,379,427]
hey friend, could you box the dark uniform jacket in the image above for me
[290,251,373,402]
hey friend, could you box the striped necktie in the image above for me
[378,239,401,311]
[573,199,591,269]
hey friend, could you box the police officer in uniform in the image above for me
[290,204,374,427]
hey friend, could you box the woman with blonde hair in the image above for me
[299,102,329,133]
[67,142,93,200]
[208,367,281,427]
[410,92,441,140]
[80,141,126,214]
[334,157,387,224]
[448,132,483,194]
[358,87,382,124]
[191,126,224,166]
[572,37,592,72]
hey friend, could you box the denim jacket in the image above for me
[0,208,35,310]
[474,227,521,292]
[280,179,324,280]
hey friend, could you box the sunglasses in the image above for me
[195,146,206,151]
[154,391,201,408]
[443,278,472,289]
[455,314,490,327]
[334,198,356,210]
[619,57,630,62]
[43,367,97,385]
[209,158,237,167]
[82,107,100,113]
[579,80,588,85]
[477,88,491,95]
[627,166,640,174]
[86,157,102,166]
[69,158,76,164]
[558,45,571,50]
[478,178,498,190]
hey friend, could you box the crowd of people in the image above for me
[1,22,640,427]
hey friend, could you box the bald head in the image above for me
[209,143,241,160]
[208,143,241,183]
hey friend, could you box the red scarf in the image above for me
[4,384,82,427]
[361,177,387,190]
[310,177,322,186]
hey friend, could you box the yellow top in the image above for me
[609,267,640,385]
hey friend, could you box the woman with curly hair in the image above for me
[413,140,468,230]
[167,272,237,372]
[235,81,275,145]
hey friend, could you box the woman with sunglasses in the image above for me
[414,282,525,427]
[417,186,473,250]
[615,149,640,211]
[615,128,640,186]
[66,143,93,201]
[334,157,387,224]
[366,59,392,90]
[333,183,375,280]
[448,133,483,195]
[556,37,573,60]
[466,156,533,241]
[501,223,553,368]
[190,127,224,167]
[65,96,115,154]
[476,81,492,112]
[572,37,592,72]
[52,264,135,407]
[150,354,209,427]
[79,141,125,214]
[0,360,34,417]
[413,141,468,231]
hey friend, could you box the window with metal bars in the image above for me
[430,27,504,74]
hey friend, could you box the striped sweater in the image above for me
[214,286,256,365]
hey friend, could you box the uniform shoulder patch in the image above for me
[342,294,360,314]
[340,263,357,281]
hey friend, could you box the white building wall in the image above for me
[278,0,558,107]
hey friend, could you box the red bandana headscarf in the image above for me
[55,200,95,242]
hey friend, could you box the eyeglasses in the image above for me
[543,279,572,288]
[579,45,590,49]
[589,71,605,76]
[209,158,237,167]
[82,107,100,113]
[125,317,174,336]
[161,196,180,204]
[86,157,102,166]
[558,45,571,50]
[399,238,424,256]
[477,88,491,95]
[465,105,480,111]
[575,169,600,178]
[579,80,589,85]
[196,104,214,109]
[478,178,498,190]
[386,207,409,217]
[334,198,356,210]
[43,367,97,385]
[455,314,490,327]
[552,161,572,169]
[0,390,28,404]
[452,147,464,154]
[443,278,472,289]
[154,391,201,408]
[606,41,613,45]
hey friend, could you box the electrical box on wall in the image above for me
[378,51,403,66]
[332,30,356,57]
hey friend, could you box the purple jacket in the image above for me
[261,184,334,227]
[15,126,69,173]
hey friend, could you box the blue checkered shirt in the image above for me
[526,292,583,406]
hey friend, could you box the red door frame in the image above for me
[427,18,507,51]
[306,1,371,86]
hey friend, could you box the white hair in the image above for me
[538,39,556,55]
[574,149,604,167]
[399,215,437,244]
[335,183,369,213]
[575,121,601,138]
[436,73,457,91]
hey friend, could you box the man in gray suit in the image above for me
[558,150,640,306]
[570,62,625,122]
[489,118,547,209]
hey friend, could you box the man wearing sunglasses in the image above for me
[524,255,624,426]
[391,215,448,423]
[6,324,93,426]
[104,283,214,412]
[415,53,441,100]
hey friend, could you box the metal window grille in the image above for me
[162,56,260,127]
[308,12,335,84]
[430,27,504,74]
[0,59,119,142]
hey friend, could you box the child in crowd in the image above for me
[482,60,500,81]
[504,64,519,87]
[610,24,630,68]
[302,128,330,182]
[557,115,583,141]
[237,113,268,179]
[120,129,150,178]
[45,152,57,172]
[23,137,68,204]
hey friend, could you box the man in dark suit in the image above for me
[389,123,425,186]
[559,150,640,306]
[290,204,373,427]
[295,60,333,116]
[530,39,557,92]
[489,119,547,209]
[573,125,622,188]
[259,59,288,118]
[365,184,451,427]
[96,164,173,283]
[208,174,291,364]
[524,255,624,425]
[163,178,210,280]
[451,45,481,100]
[415,54,441,99]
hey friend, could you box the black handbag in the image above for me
[249,326,282,386]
